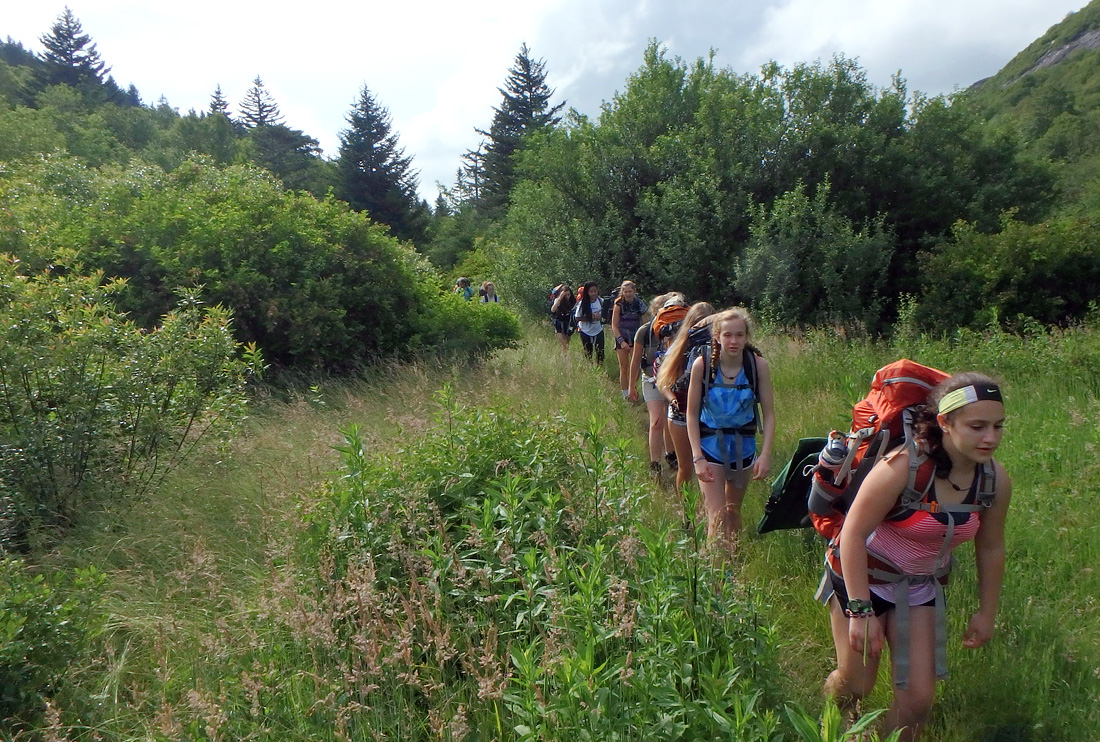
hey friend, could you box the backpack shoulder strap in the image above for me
[742,347,758,396]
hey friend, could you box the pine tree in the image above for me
[474,43,564,216]
[209,84,229,117]
[36,7,111,94]
[336,84,425,242]
[238,76,283,127]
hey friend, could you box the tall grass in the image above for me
[12,320,1100,740]
[742,321,1100,741]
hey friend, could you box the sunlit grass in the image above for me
[25,320,1100,741]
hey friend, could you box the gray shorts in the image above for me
[641,378,664,403]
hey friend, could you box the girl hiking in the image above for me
[453,277,474,301]
[574,281,605,364]
[480,281,500,303]
[685,307,774,547]
[611,280,647,399]
[821,373,1010,742]
[550,284,577,351]
[655,301,715,492]
[627,292,680,478]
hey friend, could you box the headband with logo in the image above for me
[938,384,1003,415]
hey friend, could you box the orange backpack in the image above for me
[807,359,950,542]
[650,302,688,340]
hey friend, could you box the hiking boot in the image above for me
[665,452,678,471]
[650,461,662,479]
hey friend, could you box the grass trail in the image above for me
[46,323,1100,741]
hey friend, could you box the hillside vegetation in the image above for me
[5,323,1098,741]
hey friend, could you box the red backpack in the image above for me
[808,359,951,542]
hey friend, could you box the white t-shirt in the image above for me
[574,298,604,336]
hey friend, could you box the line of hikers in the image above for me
[548,279,1011,742]
[453,277,501,303]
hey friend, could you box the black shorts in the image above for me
[553,318,575,336]
[830,573,936,617]
[614,335,634,350]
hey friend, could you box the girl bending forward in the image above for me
[823,373,1011,742]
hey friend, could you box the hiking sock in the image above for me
[665,452,678,471]
[650,461,662,477]
[622,389,629,399]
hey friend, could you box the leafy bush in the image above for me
[0,260,258,535]
[0,155,519,371]
[0,558,105,736]
[736,181,893,330]
[917,213,1100,332]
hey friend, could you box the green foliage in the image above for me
[223,392,783,740]
[498,44,1044,319]
[917,213,1100,331]
[1,155,517,370]
[337,84,425,242]
[470,43,564,218]
[0,558,105,736]
[0,260,258,534]
[737,181,893,330]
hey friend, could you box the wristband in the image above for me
[691,455,707,464]
[844,598,874,618]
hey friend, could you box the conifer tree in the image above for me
[238,76,283,127]
[209,84,229,117]
[36,7,111,94]
[474,43,564,216]
[336,84,425,242]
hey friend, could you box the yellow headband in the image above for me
[938,384,1003,415]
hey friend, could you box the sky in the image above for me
[1,0,1091,201]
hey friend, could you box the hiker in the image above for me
[611,280,647,399]
[655,301,715,492]
[574,281,605,364]
[627,292,679,478]
[821,373,1010,742]
[550,284,577,351]
[685,307,774,547]
[480,281,500,303]
[453,277,475,301]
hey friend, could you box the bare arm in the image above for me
[627,325,646,400]
[964,461,1011,648]
[686,356,714,482]
[752,355,775,480]
[611,302,622,338]
[837,452,912,656]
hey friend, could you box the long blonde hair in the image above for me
[655,301,716,391]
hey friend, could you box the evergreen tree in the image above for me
[474,43,564,215]
[238,76,283,127]
[35,7,112,95]
[209,84,229,117]
[336,84,425,242]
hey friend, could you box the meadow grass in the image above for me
[14,320,1100,741]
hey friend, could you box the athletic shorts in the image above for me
[641,378,664,403]
[553,318,575,336]
[700,452,755,487]
[667,401,687,426]
[615,335,634,350]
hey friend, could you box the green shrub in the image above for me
[0,260,258,535]
[0,558,105,736]
[917,214,1100,332]
[1,154,519,371]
